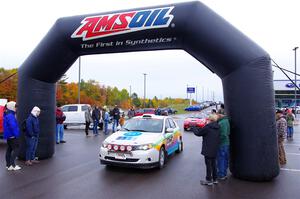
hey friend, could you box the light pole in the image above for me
[143,73,147,108]
[78,56,81,104]
[293,47,298,117]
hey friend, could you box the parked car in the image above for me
[0,99,7,138]
[184,105,201,111]
[0,105,5,138]
[61,104,91,129]
[184,113,207,131]
[162,107,177,115]
[99,114,183,169]
[134,108,156,116]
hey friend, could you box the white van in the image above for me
[61,104,91,128]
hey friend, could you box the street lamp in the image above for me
[78,56,81,104]
[293,47,298,117]
[143,73,147,108]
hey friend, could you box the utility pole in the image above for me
[196,86,198,103]
[293,47,298,117]
[78,56,81,104]
[143,73,147,108]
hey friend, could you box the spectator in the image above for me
[127,107,135,119]
[3,101,21,171]
[112,105,120,133]
[286,109,295,140]
[85,107,93,136]
[103,108,110,135]
[155,107,162,115]
[92,106,101,136]
[216,113,230,180]
[56,105,66,144]
[218,103,225,115]
[192,114,220,186]
[25,106,41,166]
[276,110,287,165]
[119,113,125,127]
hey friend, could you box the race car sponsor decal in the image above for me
[71,7,174,41]
[116,131,142,141]
[123,132,142,136]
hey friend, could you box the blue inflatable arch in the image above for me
[17,1,278,181]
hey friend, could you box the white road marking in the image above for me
[286,152,300,156]
[280,168,300,172]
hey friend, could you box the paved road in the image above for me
[0,112,300,199]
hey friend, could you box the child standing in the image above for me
[119,113,125,127]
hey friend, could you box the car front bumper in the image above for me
[99,147,160,168]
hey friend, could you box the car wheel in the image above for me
[176,137,183,153]
[64,125,67,129]
[184,128,188,131]
[158,147,166,169]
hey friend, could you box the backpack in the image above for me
[21,119,27,132]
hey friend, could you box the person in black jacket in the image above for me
[192,114,220,186]
[92,106,101,136]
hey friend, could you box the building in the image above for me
[274,80,300,108]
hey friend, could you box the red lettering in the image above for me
[75,17,101,36]
[112,12,135,30]
[94,14,119,32]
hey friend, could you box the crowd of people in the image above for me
[3,101,42,170]
[3,100,295,175]
[191,104,230,186]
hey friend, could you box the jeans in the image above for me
[112,119,119,132]
[6,138,20,167]
[56,124,64,142]
[217,145,229,178]
[85,122,91,135]
[93,120,99,135]
[287,126,294,138]
[204,156,217,181]
[104,120,109,135]
[26,136,38,161]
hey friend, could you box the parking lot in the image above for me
[0,113,300,199]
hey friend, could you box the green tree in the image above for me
[131,92,141,108]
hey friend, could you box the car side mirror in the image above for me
[165,128,174,133]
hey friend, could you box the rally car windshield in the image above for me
[122,118,163,133]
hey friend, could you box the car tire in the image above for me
[176,137,183,153]
[158,147,166,169]
[64,125,67,129]
[184,128,188,131]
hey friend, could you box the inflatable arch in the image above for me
[17,1,279,181]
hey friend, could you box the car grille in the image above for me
[105,156,139,162]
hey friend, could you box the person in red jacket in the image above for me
[56,104,66,144]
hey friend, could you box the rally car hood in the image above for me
[104,131,162,145]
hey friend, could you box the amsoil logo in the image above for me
[71,7,174,41]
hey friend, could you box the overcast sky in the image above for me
[0,0,299,102]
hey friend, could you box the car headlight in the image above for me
[135,144,153,150]
[102,141,109,148]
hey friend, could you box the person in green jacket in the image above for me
[286,109,294,140]
[216,113,230,180]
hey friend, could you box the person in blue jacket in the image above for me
[3,101,21,171]
[25,106,41,166]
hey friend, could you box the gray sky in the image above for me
[0,0,299,102]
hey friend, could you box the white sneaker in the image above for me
[7,166,14,171]
[13,165,21,170]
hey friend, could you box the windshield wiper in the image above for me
[122,128,130,131]
[130,129,147,132]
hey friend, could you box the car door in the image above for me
[165,118,176,154]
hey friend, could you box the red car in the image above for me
[134,108,156,116]
[184,114,207,131]
[0,105,5,137]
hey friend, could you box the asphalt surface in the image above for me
[0,112,300,199]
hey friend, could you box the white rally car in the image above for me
[99,114,183,169]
